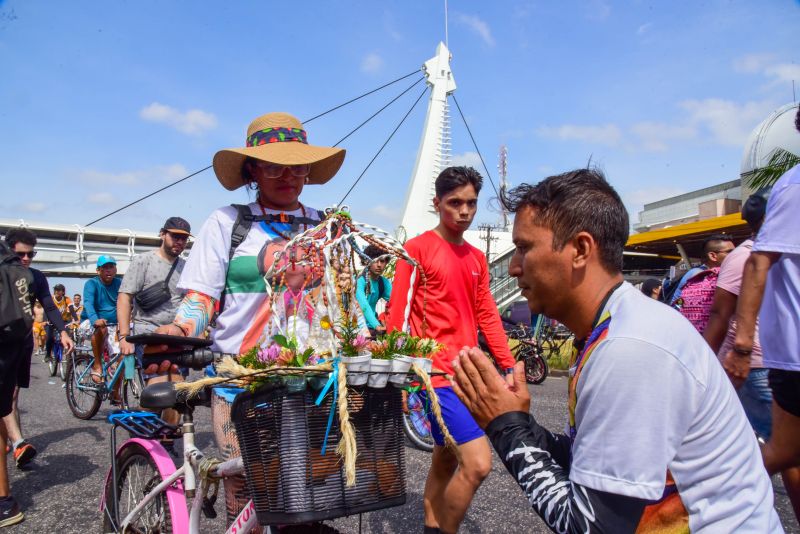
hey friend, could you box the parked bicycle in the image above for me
[101,334,344,534]
[66,324,145,420]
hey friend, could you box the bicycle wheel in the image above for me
[102,443,174,534]
[48,344,60,377]
[521,348,549,385]
[66,353,102,420]
[122,368,146,410]
[59,357,67,382]
[402,390,434,452]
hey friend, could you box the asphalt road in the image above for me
[6,359,799,533]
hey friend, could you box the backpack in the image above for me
[0,241,35,342]
[676,267,720,333]
[216,204,326,315]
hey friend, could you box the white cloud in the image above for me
[630,122,696,152]
[734,54,800,88]
[679,98,775,146]
[536,124,622,146]
[624,186,686,225]
[20,202,46,213]
[87,192,116,205]
[368,204,400,222]
[456,14,495,47]
[636,23,652,36]
[450,151,483,169]
[78,163,189,186]
[360,52,384,74]
[139,102,217,135]
[733,53,775,74]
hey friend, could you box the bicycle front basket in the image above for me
[230,382,406,525]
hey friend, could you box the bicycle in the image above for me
[101,334,348,534]
[47,324,77,381]
[402,387,434,452]
[503,322,549,385]
[66,324,145,420]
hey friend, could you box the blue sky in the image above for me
[1,0,798,240]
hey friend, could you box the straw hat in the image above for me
[213,112,345,191]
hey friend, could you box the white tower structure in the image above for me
[398,42,455,240]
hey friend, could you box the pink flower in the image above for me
[353,334,368,350]
[258,344,281,364]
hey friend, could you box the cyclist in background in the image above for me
[82,256,121,385]
[355,244,392,337]
[44,284,71,362]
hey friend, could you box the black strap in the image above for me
[163,256,180,287]
[378,276,386,299]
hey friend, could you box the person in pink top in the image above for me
[704,191,800,519]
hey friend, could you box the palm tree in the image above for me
[742,147,800,190]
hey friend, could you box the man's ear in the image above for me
[572,232,595,268]
[432,196,440,213]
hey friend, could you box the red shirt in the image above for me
[386,231,515,388]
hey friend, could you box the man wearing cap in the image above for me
[118,218,190,423]
[82,255,122,381]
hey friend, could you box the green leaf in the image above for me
[744,148,800,190]
[272,334,288,348]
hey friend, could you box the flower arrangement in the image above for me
[336,314,369,357]
[366,339,393,360]
[415,338,444,360]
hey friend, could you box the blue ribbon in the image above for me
[315,358,339,455]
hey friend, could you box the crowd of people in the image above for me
[0,107,798,532]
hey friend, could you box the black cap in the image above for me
[742,190,768,229]
[162,216,192,236]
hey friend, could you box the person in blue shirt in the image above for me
[355,245,392,337]
[82,255,121,382]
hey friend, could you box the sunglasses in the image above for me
[16,250,36,259]
[167,232,190,241]
[251,161,311,179]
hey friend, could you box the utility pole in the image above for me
[498,145,510,230]
[478,223,501,263]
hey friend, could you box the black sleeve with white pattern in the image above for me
[485,411,649,534]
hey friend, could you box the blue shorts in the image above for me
[420,387,485,446]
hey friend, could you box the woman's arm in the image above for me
[168,290,216,337]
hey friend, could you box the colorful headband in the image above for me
[246,127,308,147]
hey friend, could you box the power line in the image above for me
[450,94,499,198]
[337,86,429,206]
[303,69,421,124]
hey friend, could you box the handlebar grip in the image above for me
[141,348,216,371]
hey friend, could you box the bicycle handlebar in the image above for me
[141,348,216,371]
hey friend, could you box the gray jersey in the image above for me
[119,250,185,334]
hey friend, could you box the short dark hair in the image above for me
[435,166,483,198]
[74,294,81,299]
[363,244,385,259]
[702,234,733,254]
[795,106,800,133]
[500,168,629,272]
[54,284,66,292]
[4,228,37,248]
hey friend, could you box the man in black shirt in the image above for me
[0,228,74,527]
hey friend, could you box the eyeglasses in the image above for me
[16,251,36,259]
[250,161,310,179]
[167,232,190,241]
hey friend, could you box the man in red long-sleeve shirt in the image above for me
[386,166,515,534]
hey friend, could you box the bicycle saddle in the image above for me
[140,381,212,411]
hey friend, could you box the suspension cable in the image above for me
[83,70,421,227]
[337,86,429,206]
[83,165,212,227]
[303,69,421,124]
[450,94,499,198]
[333,76,425,147]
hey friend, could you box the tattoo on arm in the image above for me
[173,290,215,337]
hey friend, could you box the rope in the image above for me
[337,85,429,206]
[198,456,222,511]
[303,69,421,124]
[450,94,499,198]
[335,362,358,486]
[411,363,458,452]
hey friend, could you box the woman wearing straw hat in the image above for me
[156,111,344,528]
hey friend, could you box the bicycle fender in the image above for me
[99,438,188,531]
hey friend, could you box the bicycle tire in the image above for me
[48,344,60,377]
[121,368,146,411]
[402,391,434,452]
[102,442,175,534]
[59,359,67,382]
[66,353,102,420]
[522,349,549,385]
